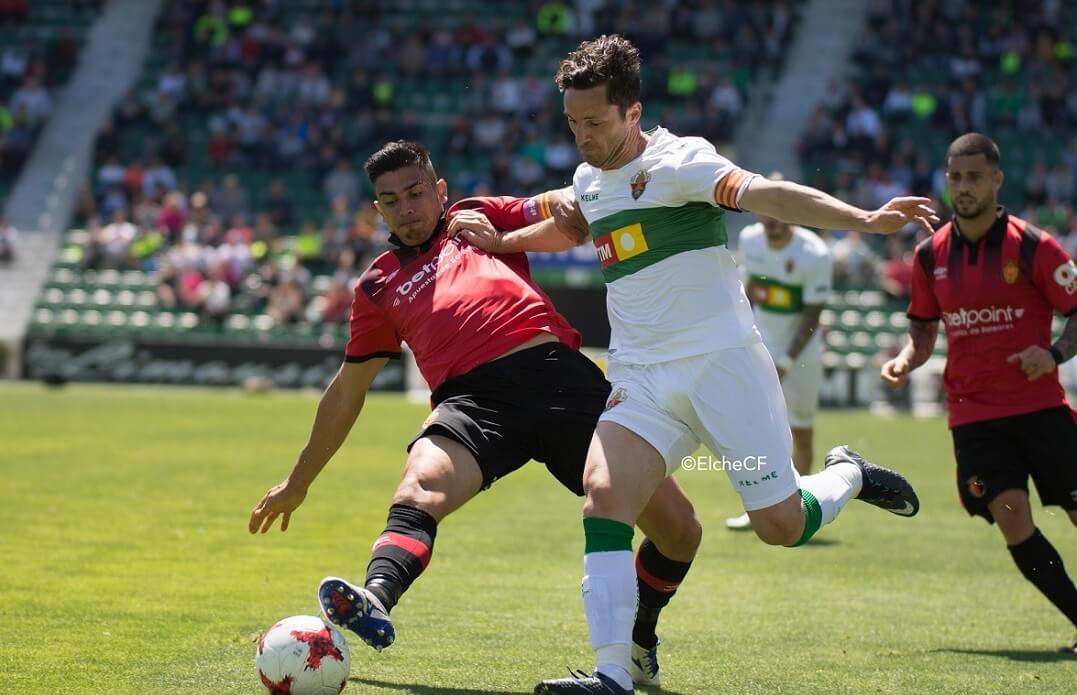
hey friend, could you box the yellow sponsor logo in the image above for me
[610,223,648,261]
[768,286,792,308]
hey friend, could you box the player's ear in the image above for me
[436,178,448,204]
[626,101,642,126]
[372,199,382,216]
[994,168,1004,193]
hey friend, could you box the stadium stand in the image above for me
[28,0,806,361]
[0,0,100,215]
[796,0,1075,386]
[22,0,1065,399]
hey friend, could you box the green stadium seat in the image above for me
[91,289,113,308]
[839,310,863,329]
[826,330,849,353]
[874,332,898,351]
[843,353,869,369]
[864,310,889,332]
[849,331,874,353]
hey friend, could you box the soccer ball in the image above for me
[256,615,351,694]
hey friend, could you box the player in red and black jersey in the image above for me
[882,133,1077,654]
[248,141,699,682]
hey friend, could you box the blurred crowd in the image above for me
[798,0,1077,296]
[70,0,800,328]
[0,14,85,178]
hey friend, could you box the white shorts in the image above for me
[780,343,823,429]
[599,340,799,511]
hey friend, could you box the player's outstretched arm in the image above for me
[248,358,386,534]
[881,319,938,389]
[737,176,940,235]
[448,187,590,253]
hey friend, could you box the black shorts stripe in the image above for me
[344,351,402,363]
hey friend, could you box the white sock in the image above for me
[798,462,862,526]
[583,550,636,690]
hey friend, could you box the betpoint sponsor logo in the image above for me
[942,305,1023,331]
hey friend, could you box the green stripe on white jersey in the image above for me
[737,222,834,357]
[573,127,758,363]
[590,203,727,282]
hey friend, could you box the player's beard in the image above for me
[579,147,604,167]
[593,128,635,169]
[953,197,990,220]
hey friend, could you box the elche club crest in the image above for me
[630,169,651,200]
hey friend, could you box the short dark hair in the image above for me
[364,140,437,187]
[946,133,1000,168]
[555,34,641,115]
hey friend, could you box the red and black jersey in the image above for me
[908,208,1077,427]
[344,193,581,392]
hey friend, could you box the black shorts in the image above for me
[952,406,1077,523]
[407,342,610,496]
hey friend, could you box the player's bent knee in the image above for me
[753,521,802,546]
[988,489,1035,544]
[751,512,803,546]
[644,508,702,557]
[674,513,703,555]
[666,500,703,554]
[750,497,806,546]
[391,475,447,517]
[582,487,617,520]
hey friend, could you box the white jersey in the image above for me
[574,126,758,364]
[737,223,833,357]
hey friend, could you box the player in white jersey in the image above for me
[450,36,936,695]
[726,175,834,530]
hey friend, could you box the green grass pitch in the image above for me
[1,381,1073,694]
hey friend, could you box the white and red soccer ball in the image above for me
[256,615,351,695]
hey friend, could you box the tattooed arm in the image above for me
[881,319,939,389]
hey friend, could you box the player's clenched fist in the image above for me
[447,209,501,253]
[881,355,912,389]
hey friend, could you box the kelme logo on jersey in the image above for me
[1002,259,1019,284]
[630,169,651,200]
[595,223,649,269]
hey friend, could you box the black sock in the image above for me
[1008,528,1077,629]
[364,504,438,613]
[633,539,693,648]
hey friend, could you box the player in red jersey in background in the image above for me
[248,141,700,684]
[882,133,1077,654]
